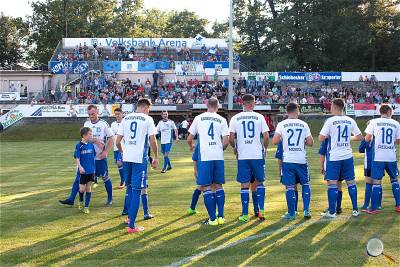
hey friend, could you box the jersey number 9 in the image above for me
[242,121,255,138]
[130,121,137,140]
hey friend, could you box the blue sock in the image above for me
[128,189,141,229]
[118,166,124,184]
[79,191,84,202]
[85,192,92,207]
[251,191,259,214]
[257,185,266,211]
[203,190,216,221]
[104,179,113,203]
[68,174,80,202]
[166,157,171,168]
[286,187,296,216]
[347,183,358,210]
[240,188,250,216]
[215,189,225,218]
[363,183,373,208]
[122,186,130,214]
[163,156,168,170]
[391,179,400,207]
[294,190,299,212]
[302,184,311,212]
[378,187,382,207]
[337,190,343,210]
[190,189,202,210]
[327,184,338,214]
[371,184,382,211]
[141,194,149,216]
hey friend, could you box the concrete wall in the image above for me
[0,71,53,96]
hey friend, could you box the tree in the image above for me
[0,14,29,67]
[164,10,209,38]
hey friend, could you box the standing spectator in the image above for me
[152,71,159,87]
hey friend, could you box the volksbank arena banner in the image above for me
[278,72,342,82]
[49,61,89,74]
[63,35,228,49]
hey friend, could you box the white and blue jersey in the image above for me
[320,115,361,181]
[157,119,177,154]
[188,112,229,186]
[111,121,123,162]
[365,117,400,180]
[275,118,312,186]
[74,141,96,174]
[118,112,157,189]
[229,111,269,184]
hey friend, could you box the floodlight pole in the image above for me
[228,0,234,110]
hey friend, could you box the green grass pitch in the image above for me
[1,122,399,266]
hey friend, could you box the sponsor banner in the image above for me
[175,61,205,76]
[342,72,400,82]
[138,61,156,71]
[0,109,24,130]
[49,61,89,74]
[120,61,138,72]
[204,61,229,76]
[271,104,326,113]
[254,105,272,111]
[63,36,228,49]
[346,104,400,117]
[103,61,121,72]
[192,104,222,109]
[278,72,342,82]
[241,72,277,82]
[0,92,21,101]
[151,105,177,111]
[155,61,171,70]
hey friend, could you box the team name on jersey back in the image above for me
[229,111,269,160]
[188,112,229,161]
[118,112,157,163]
[275,118,311,164]
[319,115,361,161]
[365,118,400,162]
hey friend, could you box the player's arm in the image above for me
[305,136,314,147]
[100,135,114,158]
[319,155,325,174]
[277,159,282,177]
[262,131,269,150]
[272,132,281,145]
[222,135,229,150]
[187,134,195,151]
[229,132,236,148]
[351,133,363,141]
[318,134,327,142]
[358,139,367,153]
[116,134,123,153]
[149,134,158,168]
[350,119,363,141]
[173,122,179,140]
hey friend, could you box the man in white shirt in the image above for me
[59,105,114,206]
[272,103,314,220]
[229,94,269,222]
[319,98,362,218]
[116,98,158,234]
[156,111,178,173]
[364,104,400,214]
[180,118,190,139]
[187,98,229,226]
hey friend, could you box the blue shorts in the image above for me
[123,161,148,189]
[197,160,225,186]
[95,159,109,177]
[114,151,122,162]
[237,159,265,184]
[281,163,309,186]
[161,143,172,154]
[371,161,398,180]
[325,158,355,181]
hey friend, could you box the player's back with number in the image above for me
[275,118,311,164]
[366,117,400,163]
[118,112,156,163]
[190,112,229,161]
[320,115,361,161]
[230,111,269,160]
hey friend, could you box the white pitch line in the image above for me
[165,216,351,267]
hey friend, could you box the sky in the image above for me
[0,0,230,23]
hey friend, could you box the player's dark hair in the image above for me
[137,98,152,108]
[87,104,97,111]
[80,127,92,137]
[332,98,345,111]
[207,97,219,108]
[286,102,299,113]
[162,110,168,114]
[242,94,255,103]
[379,104,392,115]
[114,108,122,113]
